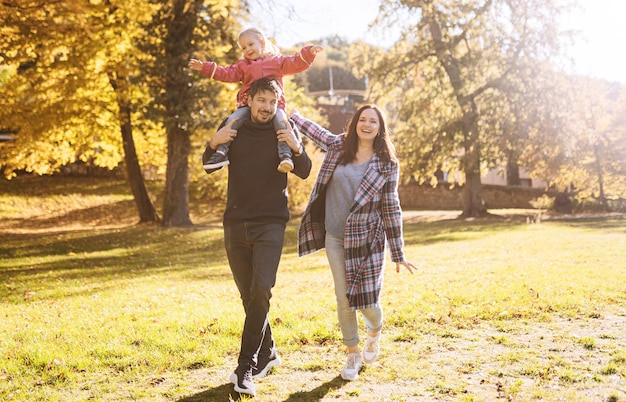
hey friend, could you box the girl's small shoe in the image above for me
[277,156,294,173]
[204,151,229,170]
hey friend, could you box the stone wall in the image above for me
[399,183,555,210]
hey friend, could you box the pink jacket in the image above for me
[200,45,318,110]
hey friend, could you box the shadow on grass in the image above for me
[0,216,544,287]
[0,226,224,260]
[0,175,133,197]
[175,375,346,402]
[0,225,231,302]
[282,217,530,255]
[281,375,346,401]
[176,383,239,401]
[2,209,622,303]
[0,199,140,230]
[547,215,626,232]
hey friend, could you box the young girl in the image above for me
[189,27,323,173]
[292,105,417,381]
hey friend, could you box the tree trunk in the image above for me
[162,125,192,226]
[427,13,487,218]
[108,71,160,224]
[159,0,202,227]
[460,103,487,218]
[593,144,611,212]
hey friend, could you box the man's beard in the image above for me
[253,109,274,123]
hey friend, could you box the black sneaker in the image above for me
[203,152,230,170]
[229,366,256,396]
[277,156,293,173]
[203,165,222,174]
[252,348,281,379]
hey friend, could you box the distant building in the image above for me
[312,94,363,133]
[481,167,548,189]
[307,65,365,133]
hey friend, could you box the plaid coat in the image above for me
[293,113,406,310]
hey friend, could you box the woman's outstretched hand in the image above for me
[396,260,417,274]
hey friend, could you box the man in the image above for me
[202,78,312,396]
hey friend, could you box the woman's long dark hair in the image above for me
[339,104,397,165]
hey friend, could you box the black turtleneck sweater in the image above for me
[203,119,312,226]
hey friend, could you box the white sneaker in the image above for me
[229,368,256,396]
[341,352,363,381]
[362,332,381,364]
[252,348,281,379]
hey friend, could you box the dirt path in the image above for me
[156,308,626,401]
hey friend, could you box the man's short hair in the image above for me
[249,78,283,100]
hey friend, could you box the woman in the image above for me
[292,105,417,381]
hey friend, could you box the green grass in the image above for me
[1,176,626,401]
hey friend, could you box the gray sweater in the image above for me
[325,160,371,238]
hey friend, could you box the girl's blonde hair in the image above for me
[238,27,281,58]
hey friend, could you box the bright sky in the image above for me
[248,0,626,84]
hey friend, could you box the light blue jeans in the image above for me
[325,232,383,347]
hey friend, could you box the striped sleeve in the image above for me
[291,113,341,151]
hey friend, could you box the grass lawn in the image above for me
[1,176,625,401]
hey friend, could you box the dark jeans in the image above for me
[224,221,285,369]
